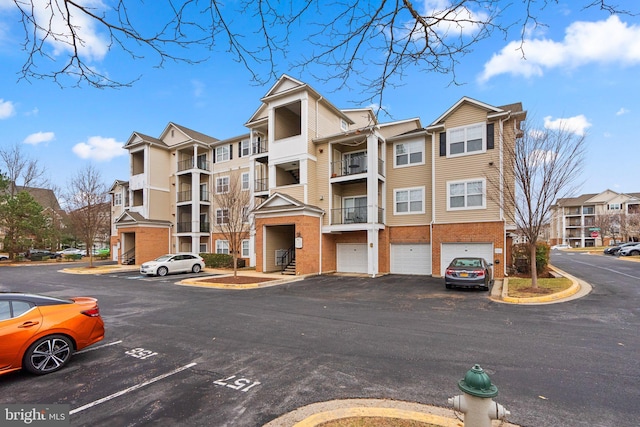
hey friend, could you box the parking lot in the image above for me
[1,257,640,427]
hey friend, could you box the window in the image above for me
[216,176,229,193]
[241,172,250,190]
[608,203,621,210]
[340,119,349,131]
[448,179,485,210]
[113,193,122,206]
[394,187,424,214]
[216,209,229,225]
[216,240,229,254]
[240,139,250,157]
[241,239,250,258]
[216,145,230,162]
[242,206,250,223]
[394,140,424,167]
[448,123,485,156]
[343,196,367,222]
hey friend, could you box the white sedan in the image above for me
[140,253,205,277]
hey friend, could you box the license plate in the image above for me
[460,272,469,277]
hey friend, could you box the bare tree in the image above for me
[594,212,621,245]
[213,171,252,277]
[497,120,586,288]
[63,165,110,268]
[5,1,635,104]
[0,143,49,195]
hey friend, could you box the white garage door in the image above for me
[440,243,494,276]
[390,244,431,275]
[337,243,368,273]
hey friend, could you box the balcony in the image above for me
[177,158,211,172]
[330,156,384,178]
[331,207,384,225]
[255,178,269,193]
[177,222,191,233]
[177,190,192,203]
[252,140,268,155]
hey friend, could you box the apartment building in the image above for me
[110,75,525,278]
[550,190,640,247]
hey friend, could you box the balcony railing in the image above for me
[200,222,210,232]
[252,141,268,155]
[177,190,192,202]
[330,156,385,178]
[177,158,211,172]
[330,207,384,225]
[177,222,191,233]
[255,178,268,192]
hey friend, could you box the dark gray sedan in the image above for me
[444,257,493,291]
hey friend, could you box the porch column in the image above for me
[366,133,378,223]
[367,228,379,277]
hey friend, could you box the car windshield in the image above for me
[154,255,173,262]
[452,258,482,268]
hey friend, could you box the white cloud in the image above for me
[479,16,640,82]
[24,131,55,145]
[30,0,109,62]
[543,114,591,136]
[616,108,629,116]
[0,98,16,119]
[72,136,126,161]
[421,0,489,37]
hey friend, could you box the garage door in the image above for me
[337,243,368,273]
[440,243,493,276]
[390,244,431,275]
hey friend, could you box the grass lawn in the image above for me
[507,277,573,298]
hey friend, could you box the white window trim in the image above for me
[240,139,250,157]
[215,240,229,254]
[447,122,486,158]
[241,239,250,258]
[241,172,250,190]
[393,140,425,168]
[216,176,229,194]
[113,193,122,206]
[446,178,487,211]
[215,208,229,225]
[216,145,230,162]
[393,186,425,215]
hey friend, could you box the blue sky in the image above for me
[0,1,638,197]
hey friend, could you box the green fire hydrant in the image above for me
[448,364,510,427]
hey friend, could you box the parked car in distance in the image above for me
[444,257,493,291]
[618,243,640,257]
[57,248,84,256]
[92,248,110,257]
[551,244,571,250]
[140,253,205,277]
[604,242,638,255]
[27,249,61,260]
[0,254,8,261]
[0,292,105,375]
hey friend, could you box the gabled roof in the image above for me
[9,185,61,211]
[160,122,219,145]
[253,192,324,216]
[245,74,353,127]
[123,131,166,149]
[428,97,523,127]
[113,210,172,226]
[109,179,128,193]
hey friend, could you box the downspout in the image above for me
[499,118,506,278]
[319,211,324,275]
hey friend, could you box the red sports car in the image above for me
[0,292,105,375]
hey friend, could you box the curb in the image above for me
[500,265,586,304]
[262,398,519,427]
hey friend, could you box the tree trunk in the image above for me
[530,243,538,289]
[232,252,238,277]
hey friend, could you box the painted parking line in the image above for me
[69,362,197,415]
[74,340,122,355]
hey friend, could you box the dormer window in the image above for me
[341,119,348,132]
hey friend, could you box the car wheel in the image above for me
[192,264,202,273]
[631,250,640,256]
[157,266,169,277]
[445,283,452,290]
[23,335,73,375]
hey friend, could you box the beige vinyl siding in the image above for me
[385,137,432,226]
[378,120,421,139]
[315,142,330,224]
[433,102,504,223]
[148,188,171,221]
[342,109,375,128]
[148,147,171,188]
[274,184,305,202]
[306,160,317,205]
